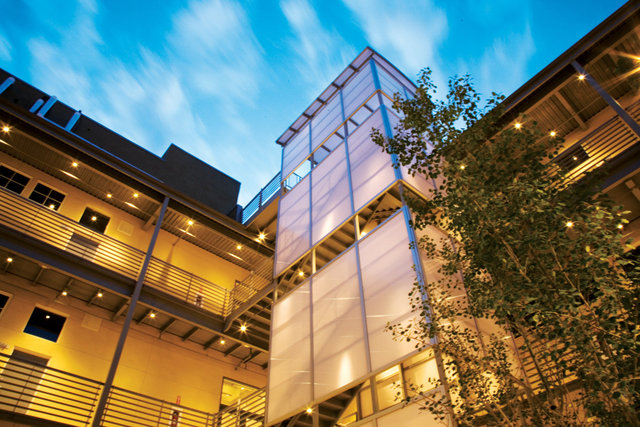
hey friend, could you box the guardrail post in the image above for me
[91,196,170,426]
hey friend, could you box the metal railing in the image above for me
[211,388,266,427]
[0,186,145,279]
[554,99,640,183]
[144,256,231,317]
[0,186,241,318]
[241,172,281,224]
[0,352,102,426]
[101,387,214,427]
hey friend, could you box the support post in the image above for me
[91,196,169,426]
[571,60,640,139]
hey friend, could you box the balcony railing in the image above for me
[554,99,640,183]
[100,386,214,427]
[241,172,281,224]
[211,388,266,427]
[0,352,102,426]
[0,187,237,318]
[0,352,261,426]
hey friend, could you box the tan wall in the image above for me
[0,154,250,290]
[0,274,265,414]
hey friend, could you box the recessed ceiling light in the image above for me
[240,324,247,332]
[97,291,103,298]
[6,257,12,263]
[514,122,522,130]
[106,193,112,198]
[566,221,574,228]
[133,193,139,198]
[549,130,556,137]
[187,220,194,226]
[71,162,78,168]
[60,170,79,180]
[578,74,586,81]
[1,125,9,133]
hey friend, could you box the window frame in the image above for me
[28,181,66,211]
[23,306,68,343]
[0,164,31,195]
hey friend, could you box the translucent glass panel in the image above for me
[282,124,310,179]
[348,110,396,212]
[385,109,435,198]
[311,93,343,151]
[403,352,439,397]
[377,64,407,99]
[359,212,417,371]
[312,144,352,244]
[377,401,440,427]
[375,365,404,410]
[268,282,312,424]
[275,176,310,275]
[312,249,367,398]
[343,65,375,119]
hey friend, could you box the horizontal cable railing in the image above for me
[554,99,640,183]
[0,186,145,279]
[0,187,245,318]
[242,172,281,224]
[211,388,266,427]
[0,352,102,426]
[101,387,213,427]
[144,257,231,317]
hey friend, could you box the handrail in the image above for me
[211,387,266,427]
[552,99,640,183]
[101,386,213,427]
[241,171,281,224]
[0,352,102,426]
[0,186,245,319]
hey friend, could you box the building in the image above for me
[0,2,638,427]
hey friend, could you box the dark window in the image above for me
[0,293,8,314]
[0,165,30,194]
[78,207,110,233]
[24,307,66,342]
[29,183,65,211]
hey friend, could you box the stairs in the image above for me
[274,385,361,427]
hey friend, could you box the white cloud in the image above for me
[477,24,535,97]
[342,0,448,87]
[0,32,12,62]
[280,0,356,95]
[169,0,265,105]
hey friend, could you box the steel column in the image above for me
[91,196,169,426]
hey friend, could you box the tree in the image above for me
[373,69,640,426]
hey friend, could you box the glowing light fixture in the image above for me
[97,290,103,298]
[258,232,266,241]
[61,290,68,296]
[90,216,97,221]
[106,193,112,199]
[125,202,138,209]
[71,162,78,168]
[149,312,156,318]
[240,324,247,332]
[49,204,56,209]
[549,130,556,137]
[1,125,9,133]
[459,164,466,170]
[306,408,313,414]
[133,193,139,198]
[578,74,586,81]
[219,339,226,345]
[236,244,242,250]
[298,270,304,277]
[45,315,51,319]
[617,223,624,229]
[60,170,79,180]
[566,221,574,228]
[572,156,578,161]
[6,257,12,263]
[187,220,194,226]
[514,122,522,130]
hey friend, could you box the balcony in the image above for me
[0,186,237,318]
[0,352,259,426]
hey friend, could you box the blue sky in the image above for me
[0,0,627,205]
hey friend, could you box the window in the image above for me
[0,292,9,316]
[220,378,258,409]
[0,165,29,194]
[78,207,110,233]
[23,307,66,342]
[29,183,65,211]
